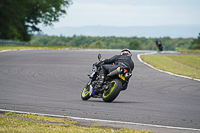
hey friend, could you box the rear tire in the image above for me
[81,85,91,100]
[102,79,122,102]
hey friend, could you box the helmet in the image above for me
[120,49,132,56]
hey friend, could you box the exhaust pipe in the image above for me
[107,67,121,76]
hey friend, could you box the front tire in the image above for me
[81,85,91,100]
[102,79,122,102]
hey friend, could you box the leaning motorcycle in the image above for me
[81,54,132,102]
[158,44,163,51]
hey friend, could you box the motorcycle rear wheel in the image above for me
[81,86,91,100]
[102,79,122,102]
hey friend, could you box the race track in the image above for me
[0,50,200,132]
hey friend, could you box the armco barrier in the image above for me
[0,39,29,45]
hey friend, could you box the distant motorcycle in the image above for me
[156,39,163,52]
[81,54,132,102]
[157,44,163,51]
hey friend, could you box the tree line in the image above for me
[0,0,72,41]
[30,35,197,51]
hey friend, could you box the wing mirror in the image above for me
[98,54,101,61]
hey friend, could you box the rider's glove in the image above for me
[98,60,105,66]
[93,62,99,67]
[94,60,105,67]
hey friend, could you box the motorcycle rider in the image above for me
[96,49,134,89]
[156,39,162,46]
[156,39,163,51]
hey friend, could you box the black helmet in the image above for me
[120,49,132,56]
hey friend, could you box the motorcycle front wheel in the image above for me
[102,79,122,102]
[81,85,91,100]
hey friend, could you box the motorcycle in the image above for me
[81,54,132,102]
[157,44,163,51]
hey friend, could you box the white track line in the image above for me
[0,50,17,53]
[0,109,200,131]
[137,52,200,82]
[0,49,37,53]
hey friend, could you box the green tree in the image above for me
[129,40,141,50]
[30,35,194,51]
[95,41,102,48]
[192,33,200,49]
[0,0,72,41]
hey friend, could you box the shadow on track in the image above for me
[83,100,142,104]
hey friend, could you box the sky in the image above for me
[48,0,200,28]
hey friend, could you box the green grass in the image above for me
[5,112,76,124]
[140,55,200,79]
[178,50,200,54]
[0,45,77,51]
[0,112,153,133]
[0,45,97,51]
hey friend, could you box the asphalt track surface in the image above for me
[0,49,200,132]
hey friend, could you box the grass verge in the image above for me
[0,112,153,133]
[0,45,96,51]
[178,50,200,54]
[140,54,200,79]
[0,45,60,51]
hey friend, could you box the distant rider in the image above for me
[156,39,163,51]
[95,49,134,89]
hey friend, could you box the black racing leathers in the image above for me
[103,55,134,71]
[99,54,134,78]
